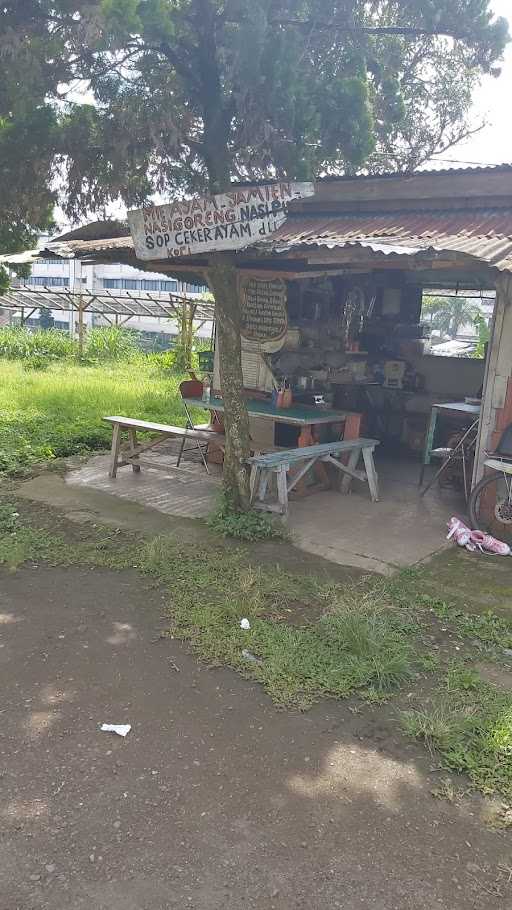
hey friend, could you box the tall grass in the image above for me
[0,326,76,360]
[0,359,205,473]
[0,325,140,362]
[85,326,139,361]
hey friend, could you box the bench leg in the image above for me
[128,428,141,473]
[340,447,362,494]
[109,424,121,478]
[276,463,289,515]
[258,468,270,503]
[362,447,379,502]
[249,465,260,504]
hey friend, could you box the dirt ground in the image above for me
[1,562,511,910]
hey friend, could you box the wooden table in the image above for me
[419,401,481,486]
[185,396,362,444]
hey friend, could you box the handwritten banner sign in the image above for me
[241,278,287,343]
[127,182,314,260]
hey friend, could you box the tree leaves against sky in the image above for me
[0,1,509,226]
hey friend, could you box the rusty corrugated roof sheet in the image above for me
[257,210,512,271]
[47,235,134,257]
[12,208,510,275]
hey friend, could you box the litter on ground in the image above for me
[100,723,132,737]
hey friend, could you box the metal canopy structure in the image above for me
[0,285,215,322]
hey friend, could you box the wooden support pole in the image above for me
[78,298,85,358]
[474,275,512,484]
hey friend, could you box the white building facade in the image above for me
[10,256,211,347]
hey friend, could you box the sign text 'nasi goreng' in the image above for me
[128,182,314,260]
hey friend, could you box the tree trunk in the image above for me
[207,253,251,510]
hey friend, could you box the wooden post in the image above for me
[108,424,121,478]
[473,275,512,484]
[78,298,85,358]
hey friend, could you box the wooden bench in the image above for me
[247,438,380,515]
[104,416,225,478]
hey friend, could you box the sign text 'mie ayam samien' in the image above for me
[127,182,314,260]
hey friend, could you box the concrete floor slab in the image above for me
[66,451,220,520]
[288,458,463,574]
[61,452,464,575]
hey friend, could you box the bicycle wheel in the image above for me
[469,472,512,540]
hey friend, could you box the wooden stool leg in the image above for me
[128,428,141,473]
[258,469,270,503]
[276,463,289,514]
[340,447,361,494]
[249,465,260,503]
[109,424,121,478]
[362,447,379,502]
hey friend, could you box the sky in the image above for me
[441,0,512,168]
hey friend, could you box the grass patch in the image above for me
[402,667,512,798]
[139,535,416,708]
[0,358,205,474]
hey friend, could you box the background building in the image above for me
[9,247,212,349]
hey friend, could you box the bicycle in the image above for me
[468,423,512,539]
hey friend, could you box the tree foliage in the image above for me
[422,295,481,337]
[0,2,508,219]
[1,2,508,220]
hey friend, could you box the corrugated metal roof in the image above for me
[257,211,512,271]
[47,236,135,257]
[4,207,512,274]
[317,163,512,182]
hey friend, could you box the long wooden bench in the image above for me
[247,438,379,515]
[104,416,225,478]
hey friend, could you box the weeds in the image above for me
[401,671,512,797]
[208,492,289,541]
[383,569,512,652]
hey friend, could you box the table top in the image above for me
[433,401,481,416]
[187,396,353,426]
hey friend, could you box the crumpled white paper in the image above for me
[100,723,131,737]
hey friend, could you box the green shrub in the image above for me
[84,326,138,361]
